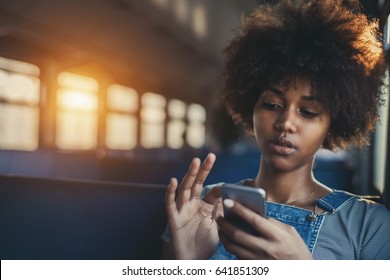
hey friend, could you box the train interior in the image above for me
[0,0,389,259]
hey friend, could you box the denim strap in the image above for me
[315,191,357,214]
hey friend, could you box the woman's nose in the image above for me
[274,110,298,133]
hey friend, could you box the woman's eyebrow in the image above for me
[269,86,285,96]
[269,86,317,101]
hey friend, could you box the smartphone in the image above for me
[221,183,266,236]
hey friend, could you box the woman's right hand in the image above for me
[163,153,221,259]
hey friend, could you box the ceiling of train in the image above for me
[0,0,388,105]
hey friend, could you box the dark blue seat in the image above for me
[0,175,167,260]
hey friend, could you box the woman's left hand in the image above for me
[217,199,313,260]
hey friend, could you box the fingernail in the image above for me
[223,199,234,208]
[208,153,216,160]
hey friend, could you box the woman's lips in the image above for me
[269,137,296,155]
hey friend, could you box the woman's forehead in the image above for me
[269,76,313,96]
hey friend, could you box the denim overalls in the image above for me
[209,190,356,259]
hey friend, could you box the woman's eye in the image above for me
[262,102,282,110]
[300,109,319,118]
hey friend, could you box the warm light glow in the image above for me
[187,123,205,148]
[141,107,166,122]
[0,104,39,150]
[57,89,98,112]
[141,123,165,148]
[141,92,166,122]
[56,111,97,150]
[107,84,138,112]
[188,103,206,122]
[0,57,40,76]
[58,72,99,92]
[142,92,166,107]
[0,70,6,95]
[0,70,40,105]
[141,92,166,148]
[106,113,137,150]
[56,72,99,150]
[186,103,206,148]
[192,4,207,38]
[373,71,389,194]
[167,120,186,149]
[8,74,40,104]
[0,56,40,151]
[173,0,189,24]
[387,14,390,46]
[105,85,139,150]
[167,99,187,149]
[168,99,186,119]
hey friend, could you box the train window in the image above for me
[0,57,40,151]
[186,103,206,148]
[106,85,138,150]
[192,3,207,38]
[56,72,99,150]
[173,0,189,24]
[373,16,390,194]
[152,0,169,9]
[167,99,186,149]
[151,0,207,39]
[141,92,166,148]
[373,72,389,194]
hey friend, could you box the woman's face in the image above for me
[253,76,331,173]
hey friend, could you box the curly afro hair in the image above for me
[222,0,386,150]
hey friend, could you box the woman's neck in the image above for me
[251,159,321,207]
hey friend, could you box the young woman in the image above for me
[162,0,390,259]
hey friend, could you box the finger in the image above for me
[217,215,261,244]
[223,199,277,239]
[217,216,268,259]
[165,177,179,218]
[176,157,201,209]
[190,153,216,199]
[204,186,223,220]
[211,198,223,221]
[219,231,258,260]
[267,217,294,231]
[203,185,222,205]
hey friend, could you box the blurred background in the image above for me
[0,0,389,259]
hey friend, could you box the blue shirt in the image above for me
[162,186,390,259]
